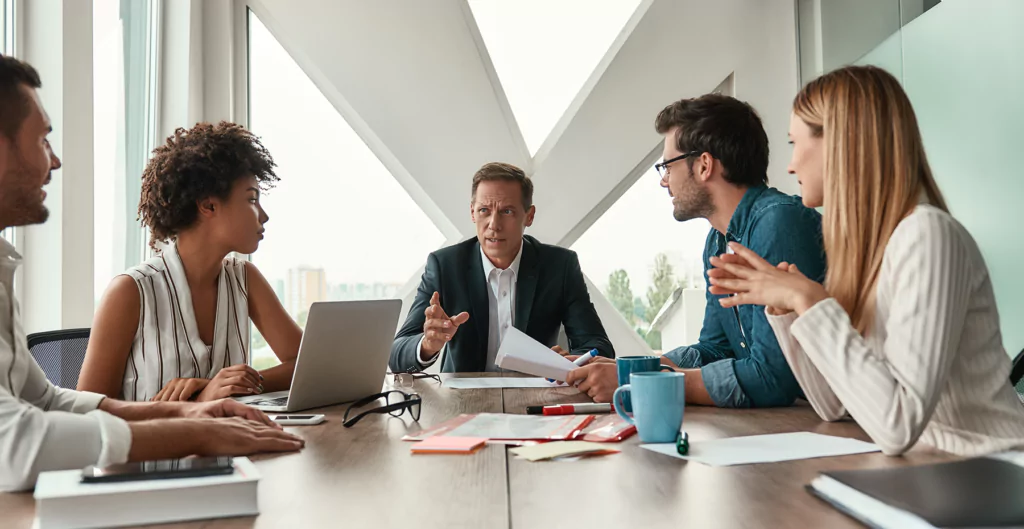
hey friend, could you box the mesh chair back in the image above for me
[1011,348,1024,403]
[27,328,91,389]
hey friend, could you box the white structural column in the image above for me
[198,0,247,126]
[159,0,199,139]
[20,0,94,333]
[156,0,246,146]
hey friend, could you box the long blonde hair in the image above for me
[793,65,948,334]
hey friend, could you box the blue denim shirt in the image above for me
[663,185,825,408]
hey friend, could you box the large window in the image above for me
[571,166,710,352]
[247,11,445,369]
[467,0,641,155]
[93,0,159,305]
[1,0,14,244]
[1,0,6,53]
[1,0,10,54]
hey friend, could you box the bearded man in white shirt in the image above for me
[0,55,303,492]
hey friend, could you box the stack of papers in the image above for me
[411,436,487,455]
[641,432,879,466]
[510,441,620,462]
[494,327,577,381]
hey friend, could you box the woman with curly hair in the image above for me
[78,122,301,402]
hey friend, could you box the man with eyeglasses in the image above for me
[567,94,826,409]
[390,162,613,374]
[0,55,303,491]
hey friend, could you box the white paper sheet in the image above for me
[443,377,575,390]
[494,327,577,381]
[641,432,880,466]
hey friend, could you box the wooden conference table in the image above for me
[2,373,957,529]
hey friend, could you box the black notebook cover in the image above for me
[817,457,1024,527]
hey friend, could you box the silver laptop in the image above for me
[235,299,400,412]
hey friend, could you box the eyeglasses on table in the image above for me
[343,390,422,428]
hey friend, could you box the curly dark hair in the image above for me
[138,121,278,248]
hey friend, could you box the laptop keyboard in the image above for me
[248,396,289,406]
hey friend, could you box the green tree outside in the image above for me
[645,253,678,324]
[632,296,646,323]
[606,269,636,325]
[600,254,688,352]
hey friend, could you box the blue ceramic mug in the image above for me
[612,372,686,443]
[615,356,674,413]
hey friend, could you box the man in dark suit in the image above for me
[390,162,613,373]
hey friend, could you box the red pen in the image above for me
[541,403,612,415]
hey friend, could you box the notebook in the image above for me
[411,436,487,454]
[809,456,1024,528]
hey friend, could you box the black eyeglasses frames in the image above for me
[342,390,422,428]
[654,150,701,179]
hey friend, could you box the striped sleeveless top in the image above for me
[120,243,250,401]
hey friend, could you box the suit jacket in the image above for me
[390,235,614,373]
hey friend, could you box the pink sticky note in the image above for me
[411,436,487,454]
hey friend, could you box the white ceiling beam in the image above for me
[527,0,801,246]
[244,0,531,239]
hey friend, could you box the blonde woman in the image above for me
[707,65,1024,456]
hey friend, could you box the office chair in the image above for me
[1011,348,1024,403]
[27,328,91,389]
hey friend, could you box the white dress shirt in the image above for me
[418,240,524,371]
[0,239,131,491]
[766,205,1024,456]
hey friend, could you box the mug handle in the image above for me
[613,385,634,425]
[658,365,675,372]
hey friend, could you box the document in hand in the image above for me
[495,327,577,381]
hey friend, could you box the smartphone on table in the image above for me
[81,456,234,483]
